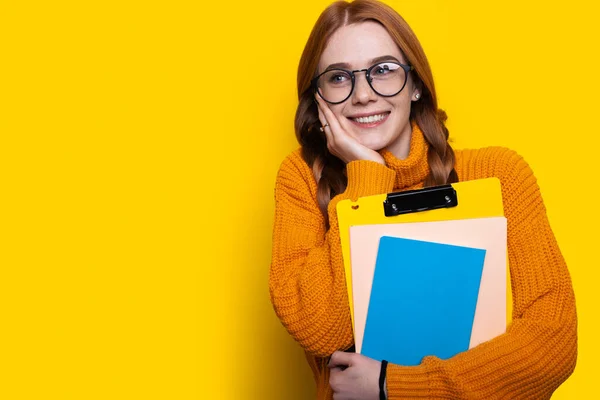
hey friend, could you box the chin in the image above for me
[357,135,389,152]
[364,143,386,152]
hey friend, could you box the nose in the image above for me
[351,72,377,105]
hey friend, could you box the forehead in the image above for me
[319,21,403,69]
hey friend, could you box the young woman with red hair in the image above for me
[269,1,577,398]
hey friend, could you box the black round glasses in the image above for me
[312,61,413,105]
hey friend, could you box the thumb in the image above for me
[328,351,354,368]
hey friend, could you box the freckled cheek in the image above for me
[391,96,411,110]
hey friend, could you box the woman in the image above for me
[269,1,577,398]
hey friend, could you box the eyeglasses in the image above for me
[312,61,413,104]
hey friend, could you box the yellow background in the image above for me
[0,0,597,398]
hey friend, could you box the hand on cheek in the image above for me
[315,95,385,165]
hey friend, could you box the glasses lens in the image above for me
[369,62,406,96]
[316,69,353,103]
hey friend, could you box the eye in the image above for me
[327,72,351,84]
[373,63,392,75]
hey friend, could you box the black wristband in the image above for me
[379,360,388,400]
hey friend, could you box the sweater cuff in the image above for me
[386,358,458,399]
[344,160,396,201]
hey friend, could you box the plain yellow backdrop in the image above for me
[0,0,597,398]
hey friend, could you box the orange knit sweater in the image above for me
[269,125,577,399]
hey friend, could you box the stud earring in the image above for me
[415,93,421,100]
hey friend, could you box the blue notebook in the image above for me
[361,236,486,366]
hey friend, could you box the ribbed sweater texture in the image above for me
[269,125,577,399]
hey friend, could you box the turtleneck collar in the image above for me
[379,121,430,190]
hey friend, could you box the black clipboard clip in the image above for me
[383,184,458,217]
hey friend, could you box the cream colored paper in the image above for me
[350,217,507,353]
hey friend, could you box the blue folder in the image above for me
[361,236,486,366]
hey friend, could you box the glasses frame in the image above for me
[312,62,414,105]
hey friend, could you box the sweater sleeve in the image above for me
[269,152,396,357]
[385,151,577,399]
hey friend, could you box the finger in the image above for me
[329,367,343,394]
[315,95,335,131]
[315,96,330,130]
[316,106,327,131]
[315,97,344,157]
[315,95,344,138]
[317,106,334,146]
[330,366,343,374]
[328,351,354,368]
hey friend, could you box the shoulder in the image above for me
[275,148,318,200]
[276,148,315,185]
[455,146,544,221]
[454,146,537,190]
[277,148,309,175]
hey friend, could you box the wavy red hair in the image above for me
[295,0,458,224]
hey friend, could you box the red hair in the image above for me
[295,0,458,223]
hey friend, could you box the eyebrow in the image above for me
[324,55,402,71]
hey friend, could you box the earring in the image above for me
[415,93,421,100]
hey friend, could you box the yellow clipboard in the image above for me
[337,177,512,332]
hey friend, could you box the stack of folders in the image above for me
[337,178,510,366]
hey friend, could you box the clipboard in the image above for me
[336,177,512,335]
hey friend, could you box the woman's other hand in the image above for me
[328,351,382,400]
[316,95,385,165]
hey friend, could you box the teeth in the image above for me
[353,113,387,124]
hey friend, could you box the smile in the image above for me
[349,112,390,127]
